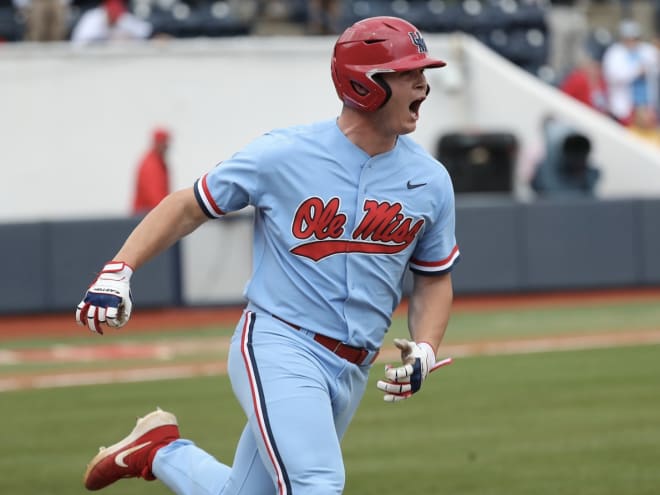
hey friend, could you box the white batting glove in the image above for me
[76,261,133,335]
[376,339,451,402]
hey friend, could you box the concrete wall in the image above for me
[2,34,660,224]
[460,36,660,199]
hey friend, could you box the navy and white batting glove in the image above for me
[376,339,449,402]
[76,261,133,335]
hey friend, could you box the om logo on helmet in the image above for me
[408,31,428,53]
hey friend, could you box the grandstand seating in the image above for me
[1,0,551,78]
[336,0,550,75]
[64,0,254,40]
[133,0,252,38]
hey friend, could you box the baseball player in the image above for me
[75,16,460,495]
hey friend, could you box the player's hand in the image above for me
[76,261,134,335]
[376,338,452,402]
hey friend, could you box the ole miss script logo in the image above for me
[290,197,424,261]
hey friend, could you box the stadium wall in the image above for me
[1,197,659,314]
[2,34,660,224]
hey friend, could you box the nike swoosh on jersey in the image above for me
[406,180,427,189]
[115,441,152,468]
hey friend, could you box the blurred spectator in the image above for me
[13,0,71,41]
[132,128,171,215]
[619,0,633,18]
[70,0,152,44]
[559,46,609,115]
[628,106,660,147]
[306,0,341,35]
[546,0,590,78]
[602,19,659,125]
[530,116,601,197]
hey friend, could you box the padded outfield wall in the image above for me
[1,197,659,314]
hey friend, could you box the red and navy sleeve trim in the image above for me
[194,173,225,219]
[410,245,460,276]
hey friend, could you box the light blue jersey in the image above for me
[155,119,460,495]
[194,119,459,350]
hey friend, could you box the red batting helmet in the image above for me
[331,16,446,112]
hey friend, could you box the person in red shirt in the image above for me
[559,52,609,115]
[132,128,171,215]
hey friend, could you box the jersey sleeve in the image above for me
[409,170,460,275]
[193,138,264,218]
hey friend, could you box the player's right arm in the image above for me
[76,188,208,334]
[117,187,207,270]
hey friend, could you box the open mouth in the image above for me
[409,98,424,120]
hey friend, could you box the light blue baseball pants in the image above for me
[152,307,370,495]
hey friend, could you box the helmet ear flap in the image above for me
[347,74,390,111]
[351,81,369,96]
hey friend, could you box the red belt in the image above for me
[272,314,379,366]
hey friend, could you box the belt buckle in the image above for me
[356,348,369,365]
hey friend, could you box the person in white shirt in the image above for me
[602,19,659,125]
[70,0,152,44]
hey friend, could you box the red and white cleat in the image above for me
[83,408,180,491]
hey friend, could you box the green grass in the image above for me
[347,345,660,494]
[441,301,660,342]
[2,344,659,494]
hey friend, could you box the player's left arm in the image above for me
[377,272,453,402]
[408,272,453,351]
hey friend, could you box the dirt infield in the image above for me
[1,288,659,392]
[2,287,660,341]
